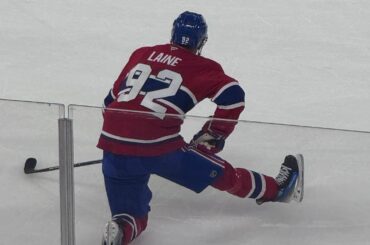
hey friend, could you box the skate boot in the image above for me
[101,220,123,245]
[257,154,304,205]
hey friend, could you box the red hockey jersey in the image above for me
[97,44,245,156]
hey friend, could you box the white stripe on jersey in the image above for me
[246,170,255,198]
[157,99,185,115]
[217,102,245,110]
[256,175,267,199]
[211,81,239,102]
[180,85,198,104]
[101,131,179,144]
[110,88,117,99]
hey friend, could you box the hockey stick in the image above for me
[24,158,102,174]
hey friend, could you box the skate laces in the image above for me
[276,165,292,186]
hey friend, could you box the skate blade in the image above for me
[292,154,304,203]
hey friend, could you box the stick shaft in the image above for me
[27,159,102,174]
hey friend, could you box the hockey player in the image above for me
[98,11,304,245]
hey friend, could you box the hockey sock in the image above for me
[212,164,278,201]
[228,168,278,200]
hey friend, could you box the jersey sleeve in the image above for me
[102,88,117,109]
[203,64,245,138]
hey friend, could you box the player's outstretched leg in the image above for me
[101,214,148,245]
[257,154,304,205]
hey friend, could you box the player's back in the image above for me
[112,44,232,113]
[98,44,238,156]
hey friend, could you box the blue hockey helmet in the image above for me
[171,11,208,55]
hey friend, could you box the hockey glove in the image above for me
[190,130,225,154]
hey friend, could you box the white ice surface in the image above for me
[1,0,370,244]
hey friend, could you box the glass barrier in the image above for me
[0,99,64,245]
[67,105,106,245]
[69,104,370,245]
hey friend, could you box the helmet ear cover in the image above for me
[171,11,208,55]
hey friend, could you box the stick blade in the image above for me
[24,158,37,174]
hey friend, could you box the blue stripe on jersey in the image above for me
[250,171,262,198]
[213,85,245,106]
[104,89,115,107]
[163,90,195,113]
[142,78,196,113]
[142,78,168,92]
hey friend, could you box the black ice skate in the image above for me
[101,220,123,245]
[257,154,304,205]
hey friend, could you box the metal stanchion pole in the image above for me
[59,118,75,245]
